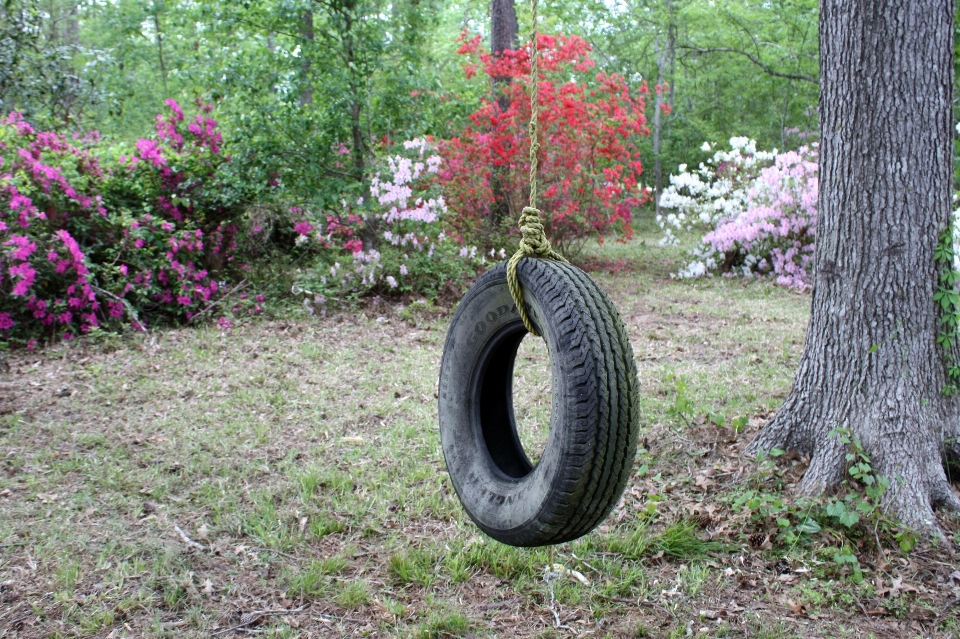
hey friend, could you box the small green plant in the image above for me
[54,560,82,592]
[416,609,471,638]
[728,433,916,565]
[730,415,749,433]
[666,375,695,425]
[334,579,370,608]
[389,548,437,587]
[821,428,889,529]
[309,515,345,538]
[608,519,724,560]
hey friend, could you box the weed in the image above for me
[666,374,695,425]
[608,520,724,560]
[288,556,348,596]
[463,538,539,581]
[379,596,407,619]
[416,609,471,638]
[309,514,345,538]
[441,549,473,584]
[78,608,116,635]
[390,548,438,587]
[54,559,81,592]
[334,579,370,608]
[678,562,710,597]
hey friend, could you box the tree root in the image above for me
[932,485,960,513]
[749,403,960,534]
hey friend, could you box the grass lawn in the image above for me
[2,227,958,638]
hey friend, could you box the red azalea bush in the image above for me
[0,101,260,347]
[440,32,650,256]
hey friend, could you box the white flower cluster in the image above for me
[657,137,778,249]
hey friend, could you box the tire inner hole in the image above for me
[512,334,552,466]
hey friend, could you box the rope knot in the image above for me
[518,207,552,257]
[507,207,567,337]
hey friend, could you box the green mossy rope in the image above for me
[506,0,568,337]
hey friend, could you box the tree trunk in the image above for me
[489,0,517,227]
[152,7,168,95]
[299,9,314,106]
[749,0,960,530]
[490,0,517,110]
[652,0,675,221]
[652,37,662,220]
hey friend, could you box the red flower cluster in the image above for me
[441,32,650,255]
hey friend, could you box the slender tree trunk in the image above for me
[652,38,663,219]
[780,92,790,150]
[749,0,960,529]
[489,0,517,227]
[62,2,79,121]
[341,17,364,183]
[491,0,518,109]
[152,6,168,95]
[652,1,675,220]
[299,9,314,106]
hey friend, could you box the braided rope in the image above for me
[506,0,567,337]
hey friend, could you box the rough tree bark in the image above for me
[489,0,518,227]
[748,0,960,529]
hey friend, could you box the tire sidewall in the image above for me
[438,264,572,541]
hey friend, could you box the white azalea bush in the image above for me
[658,138,818,290]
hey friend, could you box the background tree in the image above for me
[0,0,100,125]
[749,0,960,529]
[489,0,518,225]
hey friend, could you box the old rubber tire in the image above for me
[438,259,639,547]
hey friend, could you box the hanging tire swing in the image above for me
[437,0,640,548]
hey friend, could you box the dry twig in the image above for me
[210,606,309,636]
[188,280,250,324]
[174,524,206,551]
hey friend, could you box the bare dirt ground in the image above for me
[1,253,959,638]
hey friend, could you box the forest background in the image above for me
[0,0,828,346]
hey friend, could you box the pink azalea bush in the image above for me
[0,101,261,346]
[658,138,818,290]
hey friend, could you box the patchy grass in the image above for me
[1,224,958,638]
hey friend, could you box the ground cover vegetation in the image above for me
[2,230,959,638]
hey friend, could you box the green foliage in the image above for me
[666,375,695,425]
[607,519,724,560]
[562,0,820,178]
[416,609,472,638]
[334,579,370,608]
[0,0,104,125]
[389,548,437,587]
[934,227,960,394]
[734,429,917,584]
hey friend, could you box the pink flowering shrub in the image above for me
[0,102,262,346]
[659,139,818,290]
[292,138,495,306]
